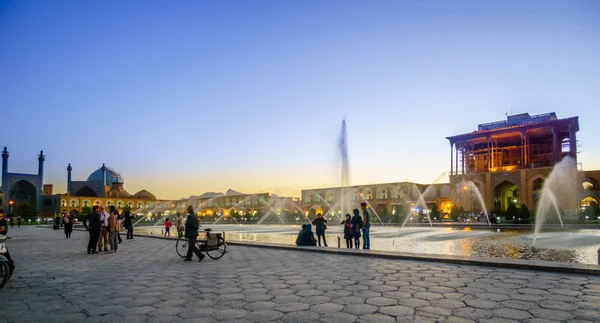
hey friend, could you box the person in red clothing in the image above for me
[164,218,173,237]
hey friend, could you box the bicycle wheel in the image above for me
[206,237,227,259]
[0,261,9,289]
[175,237,189,258]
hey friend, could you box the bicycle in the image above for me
[176,228,227,259]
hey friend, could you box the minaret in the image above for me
[67,163,72,193]
[37,150,45,210]
[2,147,8,212]
[101,163,107,197]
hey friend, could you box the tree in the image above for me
[80,206,92,221]
[506,203,519,220]
[450,206,460,221]
[379,206,389,223]
[15,203,37,221]
[430,204,440,221]
[519,204,531,219]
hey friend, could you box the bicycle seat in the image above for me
[204,228,212,232]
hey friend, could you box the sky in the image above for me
[1,0,599,200]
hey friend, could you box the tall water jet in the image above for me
[339,119,350,219]
[533,156,579,246]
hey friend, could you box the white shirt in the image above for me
[99,211,110,227]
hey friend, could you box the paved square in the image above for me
[1,227,600,322]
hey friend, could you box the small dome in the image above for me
[133,189,156,200]
[87,166,122,184]
[109,190,132,198]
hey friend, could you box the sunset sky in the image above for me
[1,1,599,200]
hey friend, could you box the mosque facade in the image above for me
[56,164,161,217]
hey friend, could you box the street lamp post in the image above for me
[9,200,14,214]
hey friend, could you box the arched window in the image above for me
[391,188,400,199]
[93,200,102,206]
[363,188,373,200]
[376,187,387,199]
[117,200,125,208]
[326,190,335,202]
[533,178,544,191]
[106,200,114,207]
[61,199,67,207]
[137,202,144,208]
[225,198,231,207]
[70,199,79,207]
[82,200,91,207]
[127,201,134,208]
[304,192,312,203]
[351,191,359,201]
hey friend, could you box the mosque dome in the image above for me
[87,165,123,184]
[132,189,157,200]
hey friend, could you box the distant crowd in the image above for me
[296,202,371,250]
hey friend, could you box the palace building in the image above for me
[447,112,600,213]
[300,182,452,220]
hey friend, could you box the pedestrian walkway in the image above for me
[1,227,600,322]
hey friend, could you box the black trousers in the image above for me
[186,235,203,260]
[127,227,133,239]
[88,228,100,253]
[345,238,353,248]
[317,234,327,246]
[354,237,360,249]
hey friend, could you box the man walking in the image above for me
[184,206,204,262]
[97,205,110,252]
[83,205,101,254]
[361,202,371,250]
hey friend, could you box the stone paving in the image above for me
[1,227,600,323]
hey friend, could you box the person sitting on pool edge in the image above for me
[298,224,317,246]
[295,224,307,245]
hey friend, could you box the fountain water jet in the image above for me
[533,156,579,246]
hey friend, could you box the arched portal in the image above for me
[9,180,37,205]
[494,181,520,211]
[74,186,98,197]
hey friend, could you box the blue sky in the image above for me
[1,0,599,199]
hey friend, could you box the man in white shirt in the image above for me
[97,205,110,252]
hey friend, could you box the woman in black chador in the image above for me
[341,214,353,248]
[63,212,73,238]
[311,213,328,246]
[351,209,362,249]
[123,210,134,239]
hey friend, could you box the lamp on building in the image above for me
[9,200,14,213]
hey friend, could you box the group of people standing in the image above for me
[163,213,185,238]
[297,202,371,250]
[83,205,135,254]
[6,216,22,228]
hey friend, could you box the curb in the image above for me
[45,226,600,275]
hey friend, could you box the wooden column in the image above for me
[569,124,577,162]
[551,127,558,163]
[450,142,454,176]
[461,143,465,175]
[455,143,459,175]
[487,136,491,171]
[520,131,525,169]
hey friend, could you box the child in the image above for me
[165,218,172,237]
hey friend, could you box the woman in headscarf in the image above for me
[351,209,362,249]
[311,213,328,247]
[341,214,353,248]
[63,212,73,238]
[123,210,134,239]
